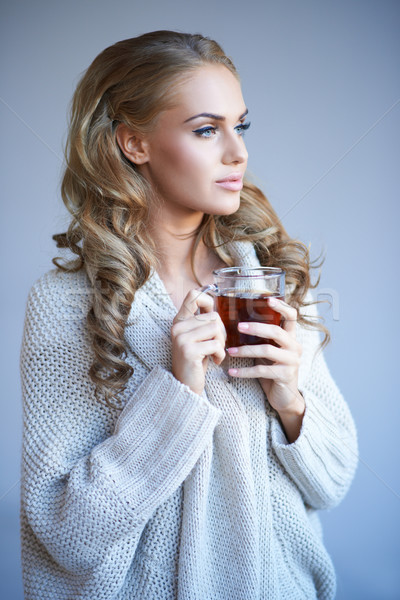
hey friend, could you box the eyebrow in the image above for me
[184,108,249,123]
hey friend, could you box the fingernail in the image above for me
[227,347,238,354]
[238,322,249,330]
[268,297,277,306]
[228,368,238,375]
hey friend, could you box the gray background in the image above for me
[1,0,399,598]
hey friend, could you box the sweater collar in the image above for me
[124,239,261,369]
[147,240,258,305]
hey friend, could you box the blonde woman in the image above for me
[20,30,358,599]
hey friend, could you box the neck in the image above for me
[148,203,204,276]
[150,220,207,283]
[147,208,224,308]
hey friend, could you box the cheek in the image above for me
[155,139,213,181]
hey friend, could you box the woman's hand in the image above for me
[171,290,226,396]
[227,297,305,442]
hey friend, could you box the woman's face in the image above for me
[137,64,249,221]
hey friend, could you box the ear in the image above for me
[116,123,150,165]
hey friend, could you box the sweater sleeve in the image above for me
[20,272,220,595]
[270,301,358,510]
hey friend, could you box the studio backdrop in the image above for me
[1,1,399,599]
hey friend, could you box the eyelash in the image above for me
[193,121,251,138]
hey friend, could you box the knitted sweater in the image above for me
[20,241,358,600]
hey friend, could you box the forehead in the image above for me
[167,64,246,119]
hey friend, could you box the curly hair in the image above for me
[52,30,328,407]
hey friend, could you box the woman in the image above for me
[20,30,358,599]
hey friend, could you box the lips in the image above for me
[215,173,243,192]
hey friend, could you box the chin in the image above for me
[218,197,241,216]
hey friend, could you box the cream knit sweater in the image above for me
[20,241,358,600]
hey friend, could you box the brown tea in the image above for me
[216,292,283,347]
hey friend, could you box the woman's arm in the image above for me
[226,293,358,510]
[20,271,220,597]
[269,301,358,510]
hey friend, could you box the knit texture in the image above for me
[20,241,358,600]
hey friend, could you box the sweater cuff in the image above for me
[271,388,357,509]
[92,365,221,514]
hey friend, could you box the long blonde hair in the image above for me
[53,30,327,406]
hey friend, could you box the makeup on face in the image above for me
[138,64,249,224]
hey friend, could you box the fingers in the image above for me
[172,315,226,347]
[226,298,302,386]
[228,362,297,381]
[227,297,298,347]
[177,338,226,365]
[171,289,227,395]
[227,343,301,365]
[199,340,225,365]
[172,311,227,361]
[173,289,214,324]
[267,297,297,335]
[233,321,297,350]
[172,310,222,335]
[172,299,226,369]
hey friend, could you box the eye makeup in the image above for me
[193,121,251,138]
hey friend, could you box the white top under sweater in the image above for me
[20,240,358,600]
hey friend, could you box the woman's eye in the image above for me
[192,121,251,138]
[193,126,217,138]
[235,121,251,136]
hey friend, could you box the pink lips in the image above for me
[215,173,243,192]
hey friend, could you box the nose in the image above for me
[222,130,248,166]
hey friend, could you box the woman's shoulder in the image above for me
[29,266,90,293]
[25,267,92,334]
[28,266,91,300]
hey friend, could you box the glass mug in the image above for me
[201,266,285,347]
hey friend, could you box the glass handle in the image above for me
[196,284,218,315]
[199,283,218,296]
